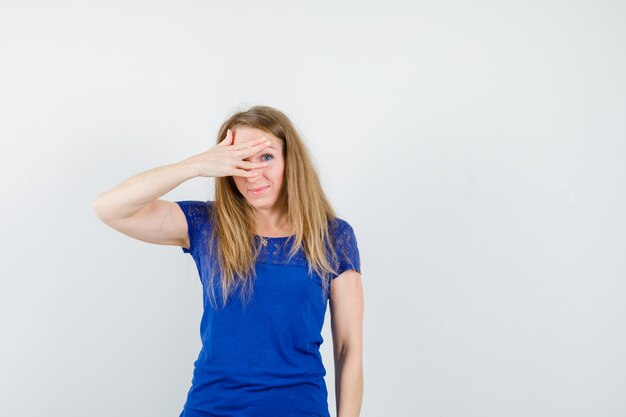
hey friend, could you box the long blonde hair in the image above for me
[204,105,342,310]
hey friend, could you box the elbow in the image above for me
[334,339,363,360]
[92,193,110,222]
[92,196,102,218]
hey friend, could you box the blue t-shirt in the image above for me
[175,200,361,417]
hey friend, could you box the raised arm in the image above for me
[92,161,199,248]
[92,129,272,248]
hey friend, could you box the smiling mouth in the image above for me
[249,186,269,192]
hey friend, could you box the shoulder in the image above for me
[329,216,357,239]
[176,199,213,214]
[327,216,361,276]
[174,200,214,226]
[174,200,214,254]
[327,216,359,251]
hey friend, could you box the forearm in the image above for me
[92,160,198,221]
[334,350,363,417]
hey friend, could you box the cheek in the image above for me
[270,168,284,183]
[271,161,285,179]
[232,177,245,191]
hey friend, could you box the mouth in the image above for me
[250,186,269,192]
[249,185,269,196]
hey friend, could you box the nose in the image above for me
[247,167,263,182]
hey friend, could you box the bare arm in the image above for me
[92,161,198,222]
[91,161,199,248]
[91,129,272,248]
[330,269,364,417]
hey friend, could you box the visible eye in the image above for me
[261,154,273,161]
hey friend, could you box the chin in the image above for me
[248,197,278,207]
[250,200,275,209]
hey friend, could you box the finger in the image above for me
[237,139,272,158]
[230,136,270,151]
[237,160,268,169]
[226,129,235,144]
[219,129,233,146]
[232,169,260,178]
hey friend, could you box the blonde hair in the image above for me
[204,105,343,310]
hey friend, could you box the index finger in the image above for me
[232,137,272,152]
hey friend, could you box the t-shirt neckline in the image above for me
[254,234,294,240]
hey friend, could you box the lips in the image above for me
[249,185,270,196]
[249,186,269,192]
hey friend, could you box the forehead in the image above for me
[232,126,280,146]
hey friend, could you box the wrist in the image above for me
[176,159,201,179]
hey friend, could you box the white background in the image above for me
[1,1,625,416]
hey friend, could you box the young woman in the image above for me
[92,105,364,417]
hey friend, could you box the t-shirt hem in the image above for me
[179,406,219,417]
[180,405,329,417]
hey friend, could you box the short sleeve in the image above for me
[174,200,211,255]
[331,218,361,279]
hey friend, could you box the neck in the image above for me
[253,207,292,237]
